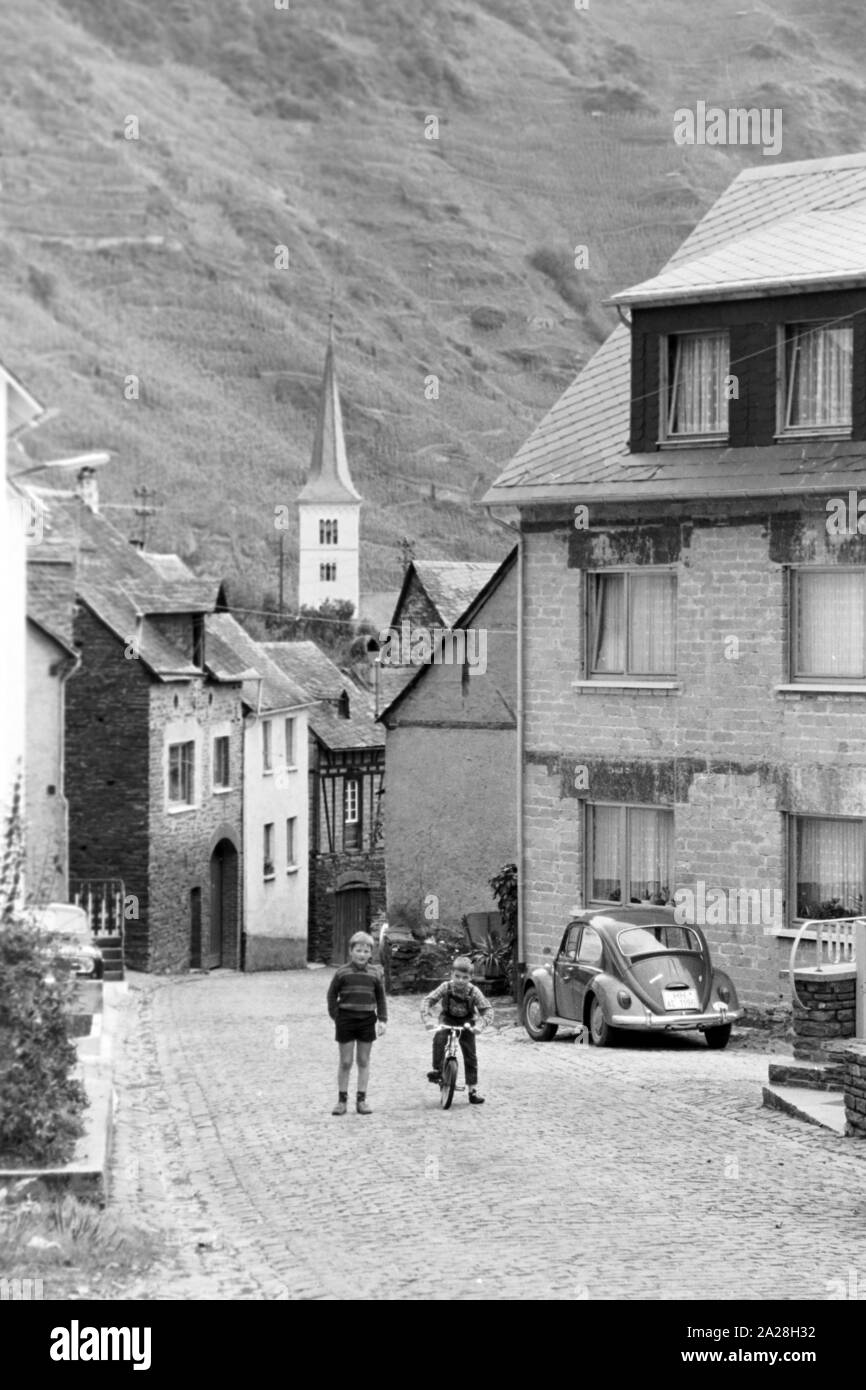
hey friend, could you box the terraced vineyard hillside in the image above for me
[4,0,866,608]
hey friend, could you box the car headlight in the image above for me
[617,989,632,1008]
[717,984,731,1003]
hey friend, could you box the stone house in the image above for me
[264,640,384,963]
[36,484,245,973]
[25,544,78,903]
[205,612,314,970]
[483,150,866,1011]
[379,548,518,933]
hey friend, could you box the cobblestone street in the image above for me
[109,969,866,1301]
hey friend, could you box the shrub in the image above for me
[0,785,88,1167]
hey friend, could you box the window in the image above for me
[779,322,852,434]
[168,741,195,806]
[344,778,360,851]
[262,720,273,772]
[213,735,230,790]
[192,615,204,668]
[319,519,338,545]
[793,569,866,680]
[285,717,296,767]
[561,924,581,960]
[577,926,604,967]
[663,331,729,439]
[286,817,297,870]
[793,816,864,919]
[588,804,674,906]
[320,563,337,582]
[263,823,275,879]
[588,571,676,677]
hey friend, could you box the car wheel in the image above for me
[523,986,557,1041]
[588,995,612,1047]
[704,1023,732,1050]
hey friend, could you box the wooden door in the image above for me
[333,885,370,963]
[205,853,223,970]
[189,886,202,968]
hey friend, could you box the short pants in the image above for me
[334,1009,377,1044]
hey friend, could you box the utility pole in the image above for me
[277,531,285,616]
[399,536,415,572]
[132,486,160,549]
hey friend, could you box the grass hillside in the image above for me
[4,0,866,610]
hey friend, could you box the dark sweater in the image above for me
[327,962,388,1022]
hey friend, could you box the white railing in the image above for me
[789,916,866,1037]
[70,879,125,938]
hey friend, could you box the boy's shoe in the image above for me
[356,1099,373,1115]
[331,1100,347,1116]
[427,1070,441,1083]
[468,1091,485,1105]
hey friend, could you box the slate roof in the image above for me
[297,334,362,505]
[482,152,866,507]
[205,613,312,713]
[26,553,77,654]
[393,561,502,629]
[25,489,221,678]
[379,548,518,723]
[263,641,384,750]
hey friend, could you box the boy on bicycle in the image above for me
[421,956,493,1104]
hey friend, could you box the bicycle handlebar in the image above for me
[434,1023,477,1033]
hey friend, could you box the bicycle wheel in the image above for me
[440,1056,458,1110]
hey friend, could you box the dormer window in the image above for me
[778,321,852,436]
[661,330,729,443]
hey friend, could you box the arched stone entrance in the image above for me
[205,838,239,969]
[332,875,371,964]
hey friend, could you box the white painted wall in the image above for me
[297,501,360,614]
[243,707,309,961]
[0,381,26,828]
[25,621,70,902]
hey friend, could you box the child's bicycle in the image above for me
[434,1023,477,1110]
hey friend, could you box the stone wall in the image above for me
[792,969,857,1065]
[309,847,386,964]
[66,606,151,972]
[147,681,244,973]
[840,1040,866,1138]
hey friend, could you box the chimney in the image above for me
[77,465,99,513]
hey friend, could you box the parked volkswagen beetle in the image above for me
[522,907,740,1049]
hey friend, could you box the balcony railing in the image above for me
[70,879,125,938]
[789,916,866,1037]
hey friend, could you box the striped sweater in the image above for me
[327,962,388,1022]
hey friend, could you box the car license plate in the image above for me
[663,987,699,1011]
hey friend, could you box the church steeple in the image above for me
[296,320,362,615]
[298,322,361,505]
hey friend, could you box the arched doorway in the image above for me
[206,839,239,969]
[333,879,370,963]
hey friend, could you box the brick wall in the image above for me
[66,605,151,971]
[521,500,866,1008]
[792,972,857,1063]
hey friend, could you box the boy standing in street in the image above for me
[421,956,493,1104]
[327,931,387,1115]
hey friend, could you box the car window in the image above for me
[561,925,581,961]
[577,926,604,966]
[618,925,701,957]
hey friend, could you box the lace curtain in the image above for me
[668,332,729,435]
